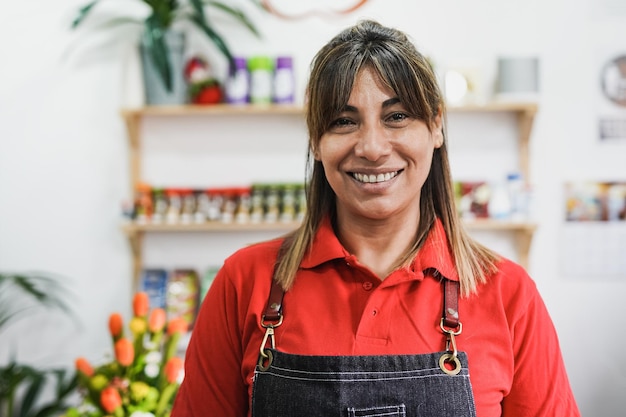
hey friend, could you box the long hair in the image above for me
[274,20,499,296]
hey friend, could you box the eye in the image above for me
[328,117,356,132]
[386,112,409,122]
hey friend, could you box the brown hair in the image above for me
[274,20,499,296]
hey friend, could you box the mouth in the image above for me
[350,170,401,184]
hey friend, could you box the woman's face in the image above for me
[315,66,443,223]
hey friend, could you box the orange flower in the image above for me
[167,317,189,336]
[108,313,123,338]
[149,308,167,332]
[133,292,150,317]
[164,356,184,383]
[114,338,134,366]
[100,386,122,413]
[75,357,94,377]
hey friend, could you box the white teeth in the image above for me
[352,171,398,183]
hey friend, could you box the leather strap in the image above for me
[262,267,460,329]
[262,274,285,323]
[442,278,460,329]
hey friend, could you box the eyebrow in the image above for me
[340,97,401,113]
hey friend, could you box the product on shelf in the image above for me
[166,269,201,330]
[248,55,274,104]
[126,182,306,225]
[273,56,295,104]
[133,182,154,224]
[138,268,168,310]
[455,181,491,219]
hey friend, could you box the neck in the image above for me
[335,211,419,279]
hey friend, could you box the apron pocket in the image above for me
[347,404,406,417]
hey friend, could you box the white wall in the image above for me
[1,0,625,415]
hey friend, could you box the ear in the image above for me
[311,144,321,161]
[432,109,444,149]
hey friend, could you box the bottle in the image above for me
[225,56,249,104]
[488,181,511,220]
[248,55,274,104]
[506,172,526,221]
[273,56,295,104]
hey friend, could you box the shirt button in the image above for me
[362,282,373,291]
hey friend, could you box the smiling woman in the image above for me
[171,20,581,417]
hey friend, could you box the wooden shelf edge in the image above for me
[120,104,303,118]
[121,221,301,234]
[463,219,538,232]
[121,219,537,234]
[120,101,538,118]
[448,101,538,115]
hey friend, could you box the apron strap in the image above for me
[263,276,285,323]
[442,278,460,329]
[262,267,460,329]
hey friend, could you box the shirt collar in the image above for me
[300,216,458,282]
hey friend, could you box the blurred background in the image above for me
[1,0,625,415]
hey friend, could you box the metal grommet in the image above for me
[439,352,461,376]
[257,349,274,372]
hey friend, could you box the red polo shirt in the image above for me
[173,218,580,417]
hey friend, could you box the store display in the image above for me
[126,183,305,226]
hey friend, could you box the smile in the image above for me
[351,171,400,184]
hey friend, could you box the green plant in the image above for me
[71,0,263,91]
[0,273,79,417]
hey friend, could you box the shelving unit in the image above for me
[120,102,538,284]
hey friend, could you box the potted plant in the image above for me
[71,0,263,105]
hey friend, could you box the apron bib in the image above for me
[252,272,477,417]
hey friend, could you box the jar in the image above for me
[225,56,249,104]
[273,56,295,104]
[248,55,274,104]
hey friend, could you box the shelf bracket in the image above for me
[126,228,144,292]
[515,227,535,270]
[517,107,537,182]
[121,110,142,193]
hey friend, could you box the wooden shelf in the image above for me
[121,219,537,271]
[120,102,537,117]
[121,218,535,234]
[120,101,539,283]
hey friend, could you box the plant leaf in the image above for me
[189,14,233,65]
[205,1,261,37]
[0,274,78,333]
[19,371,45,417]
[71,0,101,28]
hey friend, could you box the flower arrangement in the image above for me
[64,292,188,417]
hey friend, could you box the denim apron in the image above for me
[252,271,477,417]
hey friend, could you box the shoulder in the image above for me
[219,236,284,287]
[476,256,542,319]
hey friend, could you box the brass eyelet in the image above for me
[439,352,461,376]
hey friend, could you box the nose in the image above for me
[353,122,392,161]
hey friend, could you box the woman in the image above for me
[172,20,580,417]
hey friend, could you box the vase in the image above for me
[140,30,187,105]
